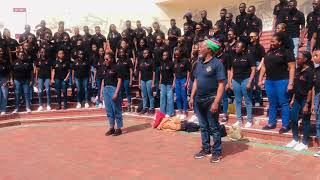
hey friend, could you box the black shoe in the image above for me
[105,128,115,136]
[210,153,222,163]
[139,109,148,115]
[279,127,290,134]
[63,105,68,110]
[57,105,61,110]
[262,124,276,130]
[149,109,155,115]
[113,129,122,136]
[194,149,211,159]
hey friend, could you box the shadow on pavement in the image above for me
[123,123,151,134]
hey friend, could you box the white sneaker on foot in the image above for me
[76,103,81,109]
[98,103,103,108]
[0,112,5,115]
[294,143,308,151]
[84,103,89,108]
[12,109,18,114]
[26,108,31,113]
[46,105,51,111]
[176,114,181,118]
[232,121,242,127]
[285,140,299,148]
[314,151,320,157]
[37,106,43,112]
[165,114,170,118]
[255,103,261,107]
[179,114,186,120]
[244,122,253,128]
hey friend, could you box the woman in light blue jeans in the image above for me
[229,41,256,128]
[0,47,9,115]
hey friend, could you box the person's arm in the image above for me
[229,67,234,89]
[132,49,136,65]
[100,79,104,102]
[299,15,306,47]
[303,90,313,114]
[72,69,75,84]
[311,87,315,113]
[246,66,256,90]
[311,32,317,52]
[211,80,225,113]
[112,78,122,101]
[172,73,176,89]
[185,71,190,89]
[152,71,155,88]
[35,67,39,82]
[287,62,295,92]
[138,71,141,89]
[258,60,266,88]
[189,79,197,110]
[129,67,133,87]
[51,68,55,84]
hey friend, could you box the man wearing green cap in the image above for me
[189,39,226,163]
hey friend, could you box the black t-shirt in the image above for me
[264,48,295,80]
[70,34,82,49]
[193,32,206,44]
[95,60,106,79]
[39,41,56,61]
[19,32,36,44]
[184,20,197,33]
[116,58,133,80]
[216,53,228,77]
[53,32,70,44]
[0,38,7,50]
[168,26,182,49]
[307,11,320,40]
[216,19,227,33]
[72,59,90,78]
[92,34,107,49]
[55,41,72,61]
[229,53,255,81]
[0,60,10,78]
[225,22,237,35]
[280,9,305,38]
[183,32,195,58]
[273,2,289,26]
[246,15,263,35]
[190,57,199,81]
[122,28,136,49]
[247,43,266,63]
[236,12,248,36]
[107,32,121,53]
[35,58,52,79]
[174,58,190,79]
[53,59,70,80]
[82,33,93,51]
[293,66,314,100]
[103,64,121,87]
[314,66,320,94]
[153,44,169,67]
[146,34,155,50]
[135,28,146,44]
[200,18,213,36]
[36,27,52,40]
[153,30,166,40]
[138,59,155,81]
[12,60,33,81]
[160,60,174,85]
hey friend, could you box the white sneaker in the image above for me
[98,103,103,108]
[244,122,253,128]
[46,105,51,111]
[314,151,320,157]
[84,103,89,108]
[37,106,43,112]
[255,103,261,107]
[285,140,299,148]
[165,114,170,118]
[232,121,242,127]
[76,103,81,109]
[102,102,105,108]
[293,143,308,151]
[176,114,181,118]
[0,112,5,115]
[179,114,186,120]
[26,108,31,113]
[12,109,18,114]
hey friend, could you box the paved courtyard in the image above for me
[0,118,318,180]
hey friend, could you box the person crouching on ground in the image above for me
[101,53,123,136]
[189,38,225,163]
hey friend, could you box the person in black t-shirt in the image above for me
[305,0,320,52]
[93,48,105,108]
[194,24,206,45]
[159,51,175,117]
[210,24,226,45]
[189,44,199,96]
[52,50,70,110]
[12,51,33,113]
[92,26,107,49]
[35,48,53,111]
[138,49,155,114]
[82,26,93,53]
[168,19,182,54]
[56,34,72,62]
[19,25,36,44]
[122,20,136,50]
[224,13,237,36]
[225,29,237,55]
[215,8,228,34]
[107,24,121,54]
[275,23,295,52]
[248,31,266,107]
[72,50,91,109]
[53,26,70,45]
[116,48,133,112]
[174,48,190,119]
[0,47,10,115]
[134,20,146,50]
[39,32,56,65]
[286,51,313,151]
[183,12,197,33]
[116,40,135,66]
[183,24,195,58]
[245,6,263,37]
[200,10,213,36]
[236,3,247,37]
[153,22,166,40]
[36,20,52,41]
[273,0,289,31]
[101,53,123,136]
[146,27,155,51]
[228,41,256,128]
[70,27,82,50]
[3,29,19,63]
[135,38,149,76]
[259,33,296,133]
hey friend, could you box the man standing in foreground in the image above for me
[189,39,225,163]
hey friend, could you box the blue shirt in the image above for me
[194,57,226,98]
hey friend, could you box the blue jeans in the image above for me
[315,93,320,139]
[38,78,51,106]
[96,78,103,105]
[292,37,299,59]
[103,85,123,128]
[75,77,89,103]
[0,77,8,112]
[14,79,31,110]
[175,78,188,112]
[155,67,160,97]
[254,62,262,104]
[222,80,228,114]
[306,40,311,52]
[121,79,132,105]
[265,79,290,128]
[55,79,68,107]
[141,80,154,110]
[195,96,221,154]
[232,79,253,122]
[290,98,311,144]
[160,84,174,116]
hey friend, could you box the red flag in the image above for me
[13,8,26,12]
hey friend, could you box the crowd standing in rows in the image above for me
[0,0,320,162]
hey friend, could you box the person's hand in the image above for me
[287,84,293,92]
[100,94,104,102]
[172,82,175,89]
[225,83,229,90]
[189,98,194,110]
[138,84,141,89]
[290,100,294,108]
[246,81,252,91]
[152,83,155,89]
[311,104,315,113]
[229,83,233,90]
[303,104,309,114]
[258,81,264,89]
[112,93,118,102]
[299,40,304,48]
[183,82,188,89]
[210,102,219,113]
[129,81,133,87]
[51,79,55,85]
